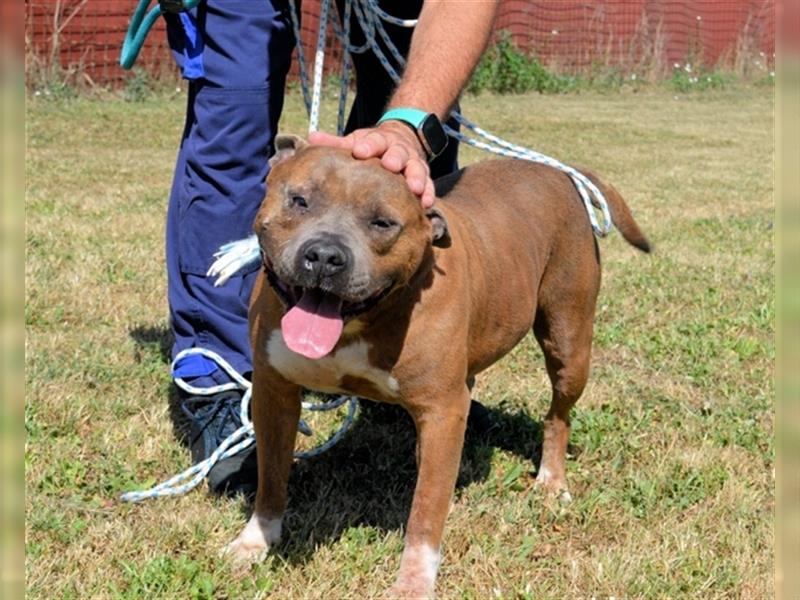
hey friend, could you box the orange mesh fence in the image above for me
[25,0,774,87]
[495,0,774,72]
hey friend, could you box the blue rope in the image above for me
[332,0,354,135]
[288,0,312,113]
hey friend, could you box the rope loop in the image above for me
[120,348,358,502]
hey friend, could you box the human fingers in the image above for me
[420,175,436,208]
[351,130,391,159]
[401,156,430,197]
[380,142,411,173]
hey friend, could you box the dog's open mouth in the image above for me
[265,268,392,359]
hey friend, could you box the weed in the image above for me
[669,62,735,93]
[467,27,769,97]
[468,32,576,95]
[117,555,217,599]
[26,43,80,101]
[123,68,153,103]
[755,69,776,87]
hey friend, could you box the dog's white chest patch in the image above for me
[266,330,399,399]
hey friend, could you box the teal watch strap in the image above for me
[377,108,428,128]
[377,107,448,161]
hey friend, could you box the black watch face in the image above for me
[421,114,449,158]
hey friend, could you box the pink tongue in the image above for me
[281,289,344,359]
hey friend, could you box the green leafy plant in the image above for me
[669,62,735,93]
[123,68,154,102]
[468,32,576,95]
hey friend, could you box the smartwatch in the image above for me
[377,108,449,161]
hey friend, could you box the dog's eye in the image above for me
[370,217,397,230]
[290,195,308,209]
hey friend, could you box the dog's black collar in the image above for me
[264,264,295,307]
[340,282,394,318]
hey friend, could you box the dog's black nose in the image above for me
[302,238,349,278]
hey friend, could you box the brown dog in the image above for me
[225,135,650,597]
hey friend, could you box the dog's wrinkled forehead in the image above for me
[263,134,451,248]
[268,135,418,211]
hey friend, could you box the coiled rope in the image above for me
[121,348,359,502]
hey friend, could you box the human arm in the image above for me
[309,0,499,207]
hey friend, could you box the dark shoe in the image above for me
[467,399,496,438]
[177,389,257,496]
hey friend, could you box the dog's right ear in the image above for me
[269,134,308,168]
[425,207,451,248]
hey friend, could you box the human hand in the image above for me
[309,122,436,208]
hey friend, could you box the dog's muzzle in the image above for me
[297,234,353,282]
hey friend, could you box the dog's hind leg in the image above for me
[532,263,599,498]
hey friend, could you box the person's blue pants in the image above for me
[166,1,294,384]
[166,0,459,386]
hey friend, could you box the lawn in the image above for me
[26,85,774,598]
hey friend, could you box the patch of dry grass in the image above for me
[26,86,773,598]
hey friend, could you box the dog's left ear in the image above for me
[269,134,308,168]
[426,207,451,248]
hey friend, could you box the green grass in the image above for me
[26,86,774,598]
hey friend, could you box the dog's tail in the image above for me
[579,168,651,253]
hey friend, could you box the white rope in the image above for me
[120,348,359,502]
[308,0,331,133]
[206,236,262,287]
[208,235,260,286]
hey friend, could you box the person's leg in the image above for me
[167,0,294,383]
[165,0,294,492]
[167,84,282,383]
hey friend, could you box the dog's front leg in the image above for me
[225,365,301,563]
[389,386,470,599]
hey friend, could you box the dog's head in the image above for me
[255,134,449,359]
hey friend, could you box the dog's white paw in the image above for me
[385,579,435,599]
[535,466,571,502]
[222,514,282,565]
[386,543,440,599]
[222,538,269,566]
